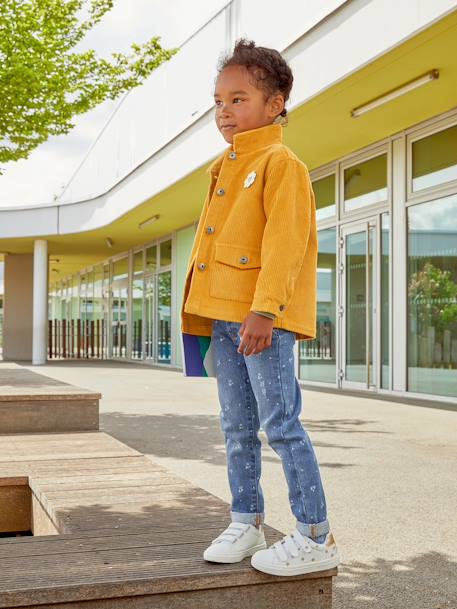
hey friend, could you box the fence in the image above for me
[48,319,107,359]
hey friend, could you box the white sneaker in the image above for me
[203,522,267,563]
[251,529,340,576]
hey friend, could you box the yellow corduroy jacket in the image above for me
[180,122,318,341]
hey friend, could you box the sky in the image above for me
[0,0,229,208]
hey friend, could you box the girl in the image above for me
[181,38,340,576]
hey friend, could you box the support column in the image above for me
[391,136,407,392]
[32,239,48,365]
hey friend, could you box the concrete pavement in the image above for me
[7,359,457,609]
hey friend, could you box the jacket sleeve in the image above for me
[250,157,313,318]
[253,310,276,320]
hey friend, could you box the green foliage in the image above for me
[0,0,179,173]
[408,260,457,338]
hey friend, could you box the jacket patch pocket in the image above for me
[210,243,261,303]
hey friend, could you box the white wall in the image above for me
[0,0,456,239]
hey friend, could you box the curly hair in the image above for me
[216,37,293,120]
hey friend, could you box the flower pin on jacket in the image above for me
[243,170,257,188]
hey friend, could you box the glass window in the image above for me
[80,273,87,320]
[412,124,457,191]
[132,251,144,360]
[93,265,104,358]
[102,265,109,358]
[299,228,337,383]
[86,270,94,322]
[93,266,103,321]
[69,275,78,321]
[407,193,457,398]
[313,174,336,222]
[160,239,172,266]
[158,271,171,363]
[381,213,390,389]
[344,154,387,213]
[345,230,368,383]
[146,244,157,273]
[145,274,155,361]
[111,257,129,358]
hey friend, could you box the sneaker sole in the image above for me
[203,539,267,563]
[251,552,340,576]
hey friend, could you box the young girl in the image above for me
[181,38,340,576]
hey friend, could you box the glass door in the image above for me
[144,273,156,361]
[157,270,171,364]
[340,218,378,390]
[111,257,129,359]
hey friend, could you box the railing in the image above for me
[48,318,171,361]
[299,320,335,360]
[48,319,107,359]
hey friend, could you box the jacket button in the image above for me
[206,226,215,234]
[216,188,225,196]
[279,304,285,311]
[198,262,206,270]
[229,151,237,159]
[239,256,248,264]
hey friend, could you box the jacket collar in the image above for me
[206,122,283,175]
[231,122,283,153]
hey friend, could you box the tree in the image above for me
[0,0,179,174]
[408,260,457,339]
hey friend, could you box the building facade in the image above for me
[1,0,456,405]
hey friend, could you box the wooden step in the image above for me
[0,367,100,433]
[0,431,338,608]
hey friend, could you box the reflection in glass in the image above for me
[367,223,376,387]
[346,231,367,383]
[299,228,336,383]
[111,257,128,358]
[381,214,390,389]
[146,245,157,273]
[313,174,336,222]
[145,274,155,360]
[80,273,87,322]
[344,154,387,212]
[412,124,457,191]
[158,271,171,363]
[407,194,457,398]
[160,239,172,266]
[93,266,103,322]
[70,275,79,322]
[132,251,144,360]
[102,265,109,357]
[93,265,105,358]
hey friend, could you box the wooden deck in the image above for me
[0,364,100,433]
[0,365,337,608]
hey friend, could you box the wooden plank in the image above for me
[0,432,141,462]
[0,527,284,559]
[0,542,336,607]
[1,578,333,609]
[0,485,31,532]
[0,400,99,433]
[0,368,101,400]
[29,472,181,493]
[31,494,60,536]
[0,426,336,609]
[0,456,156,482]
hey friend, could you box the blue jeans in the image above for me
[210,319,330,540]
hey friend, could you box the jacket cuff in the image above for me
[252,310,276,320]
[250,296,287,318]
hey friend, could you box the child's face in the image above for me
[214,65,284,144]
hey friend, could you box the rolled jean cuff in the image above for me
[231,510,265,526]
[295,519,330,539]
